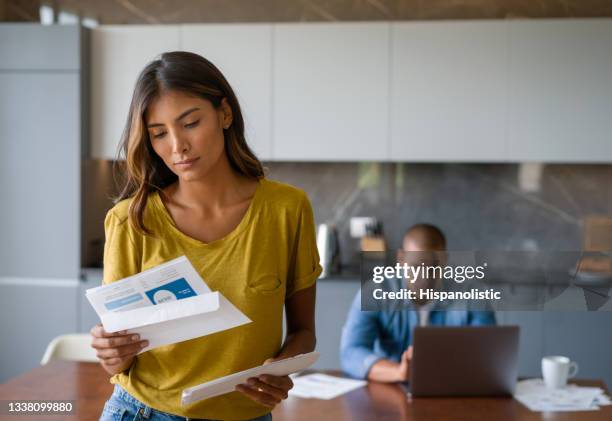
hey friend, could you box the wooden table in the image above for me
[0,362,610,420]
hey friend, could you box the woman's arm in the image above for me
[235,284,316,408]
[276,284,317,358]
[236,191,319,408]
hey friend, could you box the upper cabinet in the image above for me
[90,26,180,159]
[507,19,612,163]
[0,23,81,71]
[272,23,389,161]
[0,24,84,279]
[90,19,612,163]
[180,24,272,159]
[390,21,508,162]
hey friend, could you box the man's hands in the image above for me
[90,323,148,375]
[367,345,413,383]
[235,358,294,408]
[396,346,413,382]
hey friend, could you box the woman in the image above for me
[91,51,321,421]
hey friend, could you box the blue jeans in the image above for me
[100,384,272,421]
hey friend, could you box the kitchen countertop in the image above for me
[81,267,361,282]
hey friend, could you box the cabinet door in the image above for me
[0,280,79,383]
[498,311,544,378]
[90,26,181,159]
[390,21,508,162]
[314,280,361,369]
[79,270,103,333]
[273,23,389,161]
[0,73,80,279]
[544,312,612,389]
[507,19,612,162]
[181,24,273,160]
[0,24,80,71]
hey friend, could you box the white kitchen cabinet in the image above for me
[272,23,390,161]
[90,20,612,163]
[0,24,80,70]
[180,24,273,160]
[0,73,81,278]
[0,24,84,280]
[313,280,361,370]
[507,19,612,162]
[543,311,612,388]
[90,25,180,160]
[0,279,79,382]
[390,21,509,162]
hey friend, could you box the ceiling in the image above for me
[2,0,612,24]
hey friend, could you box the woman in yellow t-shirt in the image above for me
[91,51,322,421]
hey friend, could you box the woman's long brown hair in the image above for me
[113,51,265,235]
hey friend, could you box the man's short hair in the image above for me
[403,223,447,250]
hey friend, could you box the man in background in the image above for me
[339,223,496,382]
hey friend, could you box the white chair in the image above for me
[40,333,99,365]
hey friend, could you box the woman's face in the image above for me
[145,89,232,182]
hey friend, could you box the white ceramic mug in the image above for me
[542,356,579,389]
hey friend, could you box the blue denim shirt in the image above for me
[339,288,496,379]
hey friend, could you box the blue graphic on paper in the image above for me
[104,293,144,311]
[144,278,197,305]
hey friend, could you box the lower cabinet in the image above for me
[313,280,362,370]
[25,274,608,388]
[0,280,79,383]
[318,287,612,386]
[542,312,612,387]
[498,311,545,377]
[79,270,104,334]
[500,311,612,387]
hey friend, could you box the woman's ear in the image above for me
[220,97,233,129]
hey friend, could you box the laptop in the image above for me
[409,326,519,397]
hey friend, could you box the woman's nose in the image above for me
[170,132,190,154]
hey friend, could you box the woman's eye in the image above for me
[152,132,166,139]
[184,120,200,128]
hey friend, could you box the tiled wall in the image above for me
[264,162,612,269]
[83,161,612,269]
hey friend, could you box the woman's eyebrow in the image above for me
[147,107,200,128]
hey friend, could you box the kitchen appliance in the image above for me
[360,219,386,252]
[317,223,340,278]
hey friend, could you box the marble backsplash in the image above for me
[263,162,612,270]
[82,161,612,269]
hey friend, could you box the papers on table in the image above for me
[181,352,320,405]
[86,256,251,353]
[515,379,612,412]
[288,373,367,400]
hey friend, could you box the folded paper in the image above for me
[181,351,320,405]
[86,256,251,353]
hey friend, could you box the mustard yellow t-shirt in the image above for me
[102,178,322,420]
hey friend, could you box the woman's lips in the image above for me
[174,157,200,168]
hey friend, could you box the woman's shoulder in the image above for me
[105,198,132,226]
[104,192,158,228]
[261,178,310,209]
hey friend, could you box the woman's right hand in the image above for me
[90,324,148,373]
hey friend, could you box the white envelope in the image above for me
[181,351,320,405]
[101,291,251,353]
[86,256,252,353]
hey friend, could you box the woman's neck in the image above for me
[168,153,255,213]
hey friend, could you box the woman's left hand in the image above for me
[235,358,294,408]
